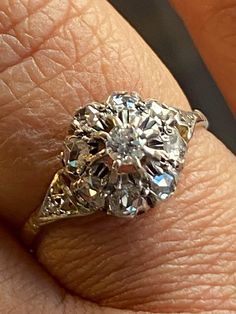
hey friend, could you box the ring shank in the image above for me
[21,211,42,249]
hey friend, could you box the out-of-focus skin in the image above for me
[0,0,235,313]
[172,0,236,115]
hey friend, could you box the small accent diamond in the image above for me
[152,172,175,200]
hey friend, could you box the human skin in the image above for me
[0,0,236,313]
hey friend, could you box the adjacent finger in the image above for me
[172,0,236,115]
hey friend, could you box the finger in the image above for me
[0,0,236,313]
[0,226,107,314]
[38,130,236,313]
[0,0,189,226]
[171,0,236,115]
[0,226,129,314]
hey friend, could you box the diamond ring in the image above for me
[22,92,208,247]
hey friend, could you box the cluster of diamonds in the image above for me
[40,92,197,219]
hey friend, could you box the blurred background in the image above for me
[109,0,236,153]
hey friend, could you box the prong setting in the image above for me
[41,92,207,219]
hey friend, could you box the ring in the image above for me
[22,91,208,247]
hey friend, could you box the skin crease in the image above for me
[0,0,235,313]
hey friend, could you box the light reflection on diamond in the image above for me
[106,126,146,164]
[163,129,186,160]
[109,188,139,217]
[112,94,124,105]
[152,172,175,200]
[53,92,191,218]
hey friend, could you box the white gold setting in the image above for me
[41,91,208,219]
[22,91,208,246]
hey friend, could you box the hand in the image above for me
[0,1,235,313]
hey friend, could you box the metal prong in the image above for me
[109,159,121,184]
[93,131,111,141]
[107,116,123,127]
[194,109,209,129]
[88,149,106,164]
[134,157,148,179]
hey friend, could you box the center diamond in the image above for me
[106,125,146,164]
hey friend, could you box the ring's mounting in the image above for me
[22,91,208,247]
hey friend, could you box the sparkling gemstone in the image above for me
[152,172,175,200]
[163,130,186,160]
[73,178,105,209]
[88,162,110,189]
[54,92,193,218]
[125,97,136,109]
[41,173,73,216]
[147,100,170,119]
[45,194,66,215]
[112,94,124,105]
[110,93,138,110]
[85,105,106,130]
[109,186,139,217]
[132,196,149,214]
[106,126,146,164]
[63,138,89,173]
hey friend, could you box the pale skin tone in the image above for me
[0,0,236,313]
